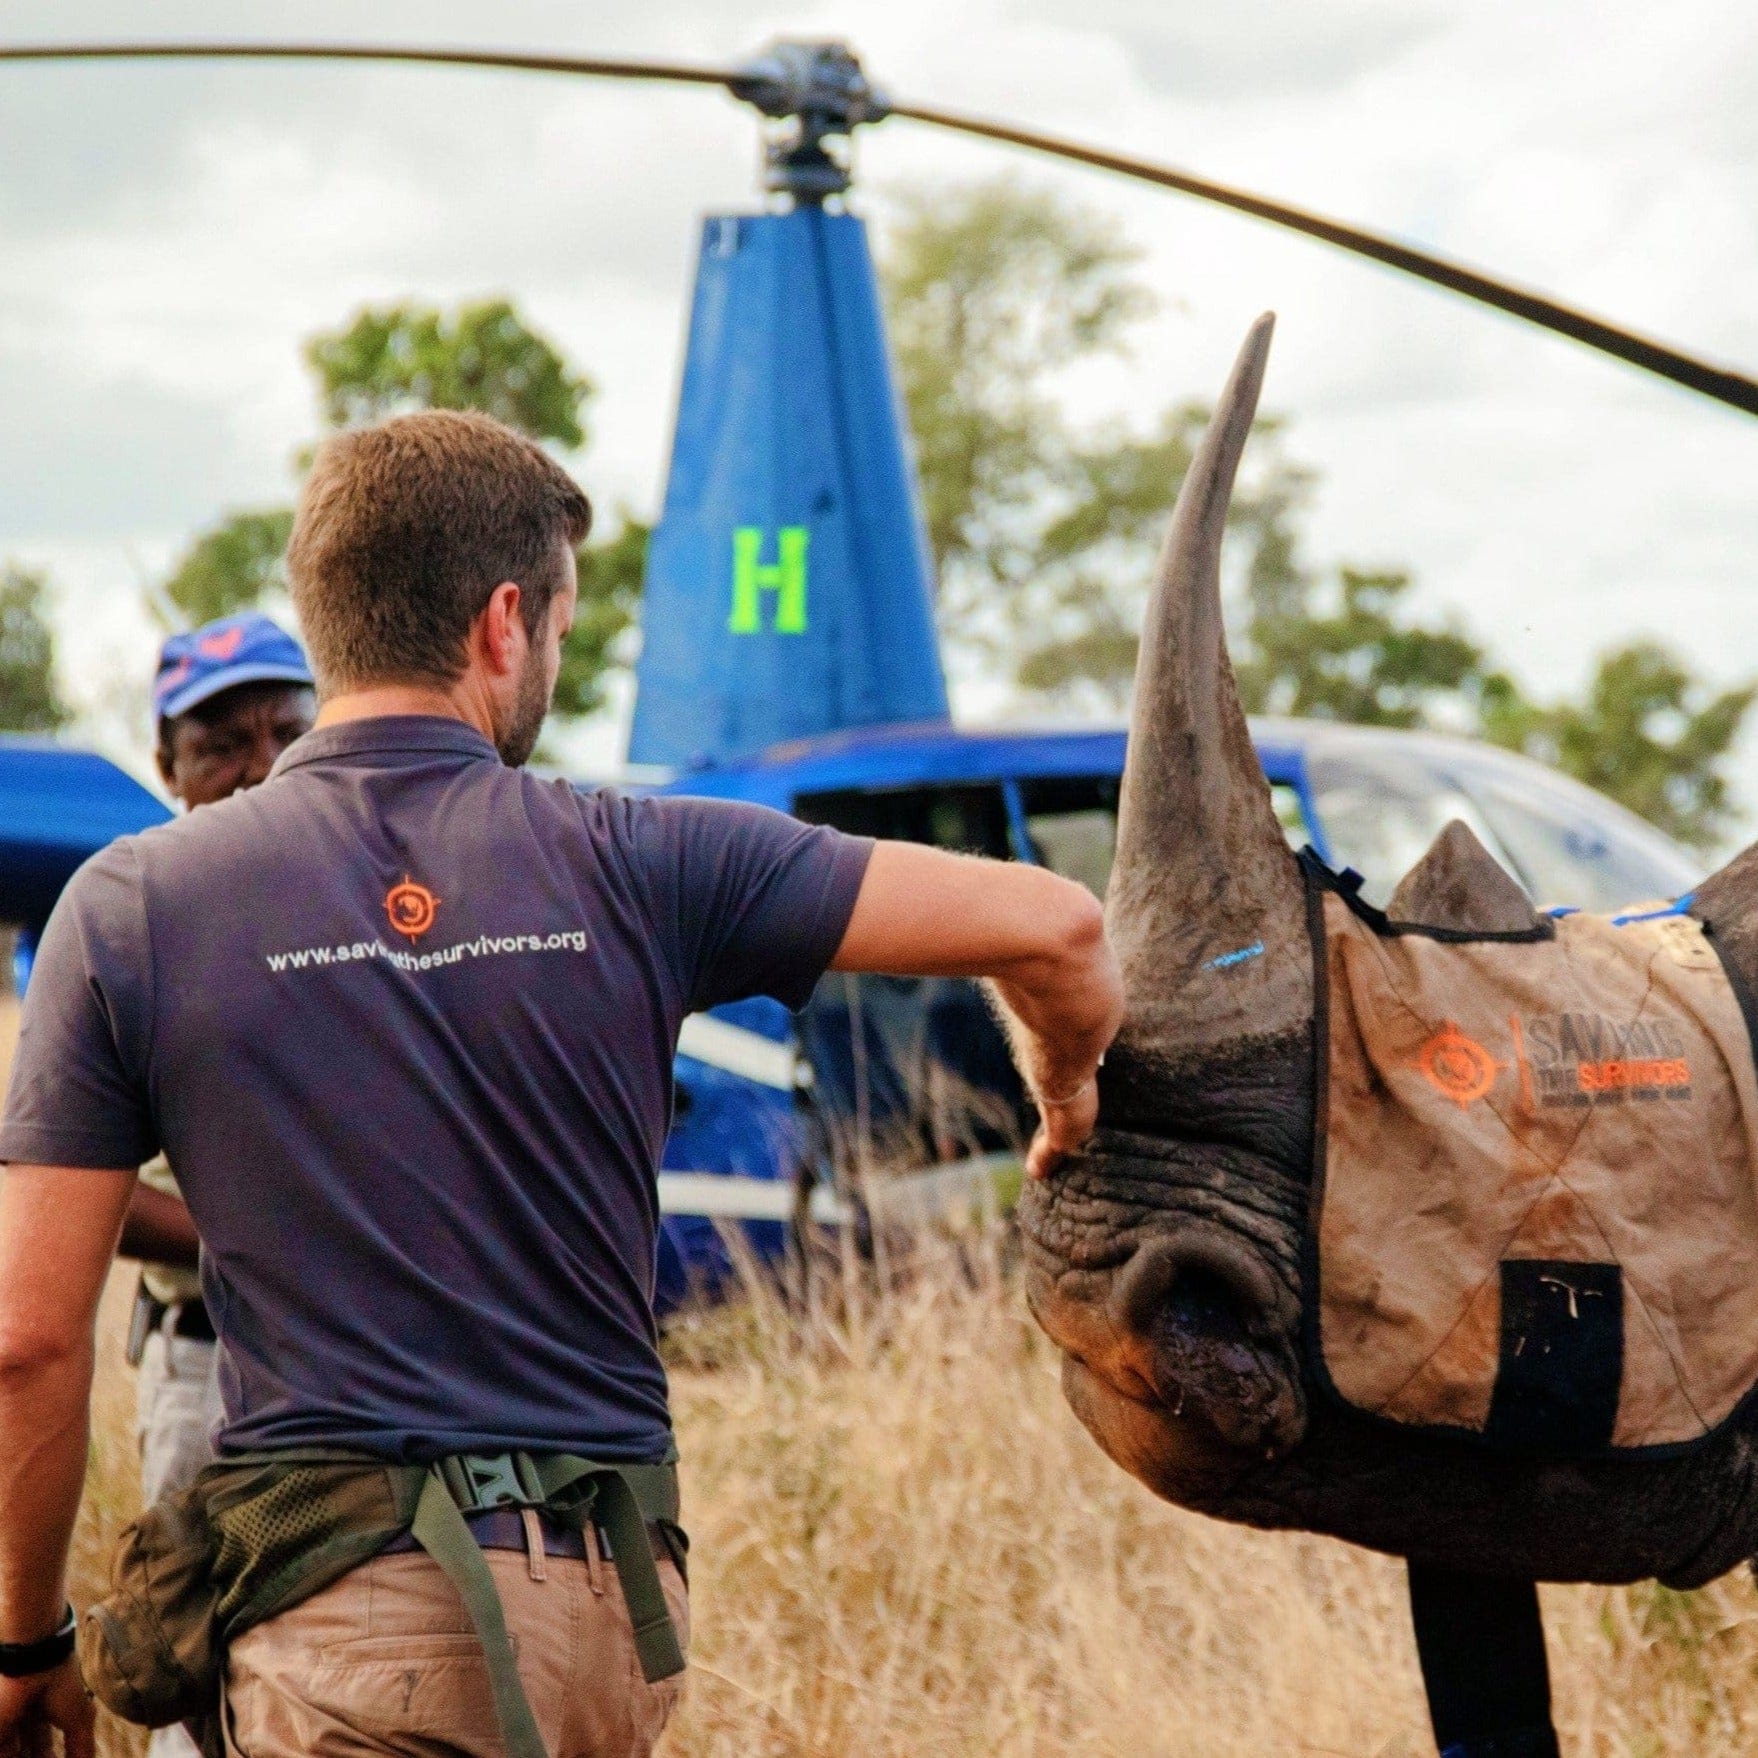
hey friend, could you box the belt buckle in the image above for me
[448,1452,541,1511]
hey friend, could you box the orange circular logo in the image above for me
[385,876,439,943]
[1414,1022,1502,1109]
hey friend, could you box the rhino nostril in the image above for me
[1161,1265,1252,1344]
[1112,1235,1279,1347]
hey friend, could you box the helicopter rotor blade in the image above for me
[5,40,1756,417]
[0,40,737,91]
[891,99,1758,419]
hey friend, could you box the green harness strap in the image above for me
[409,1452,685,1758]
[410,1475,546,1758]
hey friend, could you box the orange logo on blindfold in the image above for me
[1414,1022,1503,1109]
[386,876,439,943]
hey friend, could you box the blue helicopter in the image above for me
[0,38,1733,1307]
[605,57,1703,1304]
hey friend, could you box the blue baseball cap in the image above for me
[154,612,314,724]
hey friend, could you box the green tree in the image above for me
[160,509,294,627]
[881,181,1325,704]
[1233,566,1513,730]
[156,300,639,725]
[0,565,70,733]
[1483,642,1755,850]
[305,299,591,448]
[883,178,1153,644]
[882,178,1752,841]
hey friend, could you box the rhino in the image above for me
[1016,314,1758,1748]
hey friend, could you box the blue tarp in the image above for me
[629,207,949,769]
[0,739,169,929]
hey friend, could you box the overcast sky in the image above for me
[3,0,1755,832]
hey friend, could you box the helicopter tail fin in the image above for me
[629,207,949,769]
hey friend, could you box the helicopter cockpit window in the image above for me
[794,783,1012,859]
[1461,769,1700,913]
[1018,775,1118,898]
[1018,774,1311,898]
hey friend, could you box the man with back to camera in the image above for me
[121,613,317,1758]
[0,409,1122,1758]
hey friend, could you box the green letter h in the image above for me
[729,526,809,634]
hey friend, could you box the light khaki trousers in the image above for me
[224,1544,689,1758]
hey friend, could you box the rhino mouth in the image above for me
[1025,1195,1306,1497]
[1059,1350,1291,1504]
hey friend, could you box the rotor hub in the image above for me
[728,40,889,204]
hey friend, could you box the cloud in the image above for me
[1004,0,1447,100]
[3,0,1756,826]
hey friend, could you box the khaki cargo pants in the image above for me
[224,1541,689,1758]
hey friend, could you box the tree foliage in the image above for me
[1482,643,1756,849]
[160,509,295,628]
[156,300,636,724]
[884,179,1152,617]
[0,565,70,733]
[1233,564,1513,730]
[880,178,1752,846]
[305,299,591,448]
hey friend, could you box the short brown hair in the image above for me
[287,410,592,692]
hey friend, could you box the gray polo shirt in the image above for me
[0,716,871,1463]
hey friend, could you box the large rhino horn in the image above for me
[1107,314,1313,1058]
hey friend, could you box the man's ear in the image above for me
[478,581,526,678]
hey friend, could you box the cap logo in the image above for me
[197,625,247,660]
[386,876,439,943]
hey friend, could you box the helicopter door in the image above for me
[792,783,1024,1168]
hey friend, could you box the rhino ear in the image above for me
[1683,842,1758,977]
[1386,820,1543,933]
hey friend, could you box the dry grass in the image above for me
[656,1238,1758,1758]
[61,1208,1758,1757]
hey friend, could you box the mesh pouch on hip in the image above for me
[81,1453,421,1730]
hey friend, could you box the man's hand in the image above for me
[832,842,1124,1177]
[1027,1076,1101,1180]
[0,1657,94,1758]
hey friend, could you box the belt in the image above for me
[382,1508,675,1565]
[410,1451,685,1758]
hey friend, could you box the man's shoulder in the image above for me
[527,773,638,852]
[130,769,313,869]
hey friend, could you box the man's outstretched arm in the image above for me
[831,842,1124,1177]
[0,1164,135,1757]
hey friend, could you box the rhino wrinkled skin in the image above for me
[1017,315,1758,1592]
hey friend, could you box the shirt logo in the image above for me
[1414,1022,1502,1109]
[385,876,439,943]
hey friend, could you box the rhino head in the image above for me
[1017,316,1758,1588]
